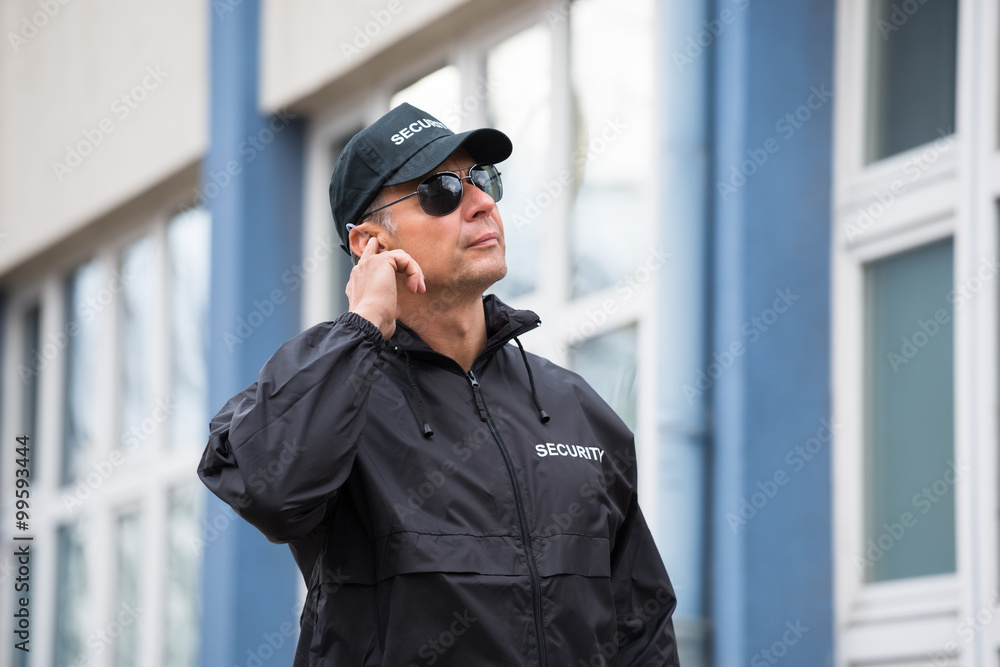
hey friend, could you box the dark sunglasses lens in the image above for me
[471,165,503,202]
[417,173,463,216]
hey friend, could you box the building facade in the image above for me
[1,1,993,666]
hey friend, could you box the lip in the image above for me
[467,232,499,248]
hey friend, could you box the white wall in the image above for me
[260,0,474,111]
[0,0,207,277]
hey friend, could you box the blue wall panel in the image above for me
[200,1,305,665]
[711,0,834,664]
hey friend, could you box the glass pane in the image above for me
[120,236,157,454]
[485,24,552,301]
[55,522,89,666]
[114,512,143,667]
[569,0,654,297]
[21,304,41,479]
[390,66,462,130]
[169,208,211,450]
[866,0,958,162]
[569,326,638,431]
[163,484,203,667]
[63,262,101,485]
[864,239,954,582]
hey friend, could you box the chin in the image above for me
[457,257,507,293]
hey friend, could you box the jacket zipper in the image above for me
[467,369,548,667]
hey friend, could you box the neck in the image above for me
[397,287,488,372]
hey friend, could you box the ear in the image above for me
[348,225,374,258]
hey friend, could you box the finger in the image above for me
[384,250,426,294]
[360,235,379,259]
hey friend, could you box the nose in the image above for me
[461,178,497,219]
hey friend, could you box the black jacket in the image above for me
[198,296,679,666]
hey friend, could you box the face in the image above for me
[355,148,507,296]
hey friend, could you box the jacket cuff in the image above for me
[336,311,387,352]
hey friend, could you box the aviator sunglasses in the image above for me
[362,164,503,219]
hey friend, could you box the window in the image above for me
[864,239,955,582]
[486,24,551,301]
[1,202,210,667]
[569,0,655,298]
[168,208,211,450]
[163,483,203,667]
[113,511,144,667]
[833,0,1000,663]
[62,261,100,485]
[390,66,461,130]
[21,304,41,478]
[865,0,958,162]
[54,521,89,667]
[120,235,157,456]
[569,326,638,431]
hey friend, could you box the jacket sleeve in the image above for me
[197,311,385,543]
[611,491,681,665]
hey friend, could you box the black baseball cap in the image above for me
[329,102,513,253]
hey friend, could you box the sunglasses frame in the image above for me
[362,163,502,219]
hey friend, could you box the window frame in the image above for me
[832,0,1000,664]
[0,181,207,667]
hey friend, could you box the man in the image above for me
[198,103,679,666]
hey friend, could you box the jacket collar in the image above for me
[391,294,541,361]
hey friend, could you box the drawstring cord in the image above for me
[403,350,434,437]
[398,336,550,437]
[513,337,550,424]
